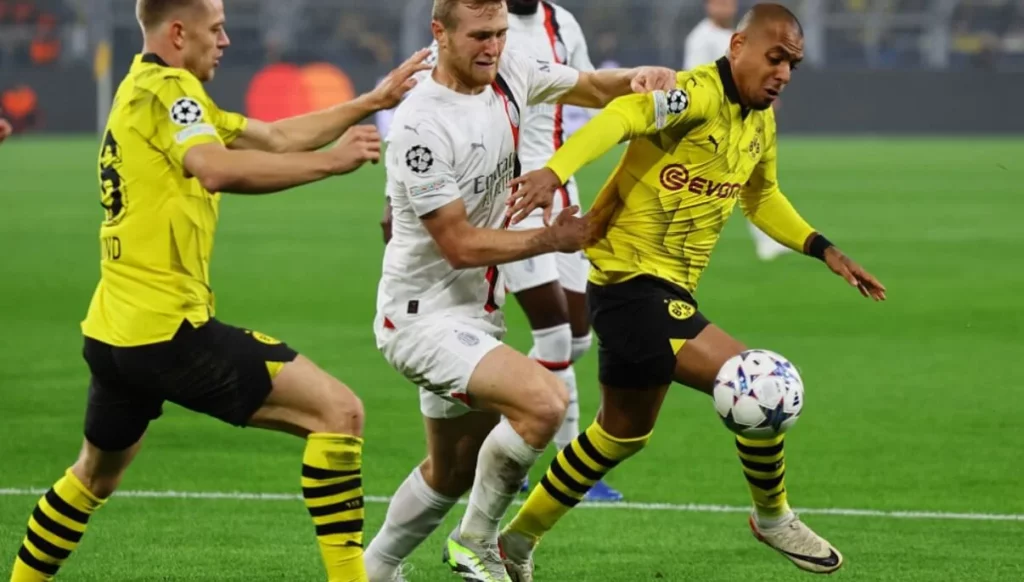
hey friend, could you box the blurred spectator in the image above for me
[683,0,737,70]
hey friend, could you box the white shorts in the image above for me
[374,311,506,419]
[502,249,589,294]
[503,177,589,294]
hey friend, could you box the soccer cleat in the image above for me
[749,512,844,574]
[498,530,535,582]
[443,527,512,582]
[583,480,624,502]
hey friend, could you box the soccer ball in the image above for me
[712,349,804,439]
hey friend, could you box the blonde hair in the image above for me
[432,0,504,29]
[136,0,201,31]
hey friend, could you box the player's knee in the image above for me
[571,333,592,363]
[519,372,570,441]
[529,323,572,370]
[71,448,132,499]
[313,378,365,436]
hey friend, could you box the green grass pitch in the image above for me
[1,135,1022,581]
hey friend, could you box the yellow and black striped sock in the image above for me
[507,422,650,542]
[11,468,105,581]
[736,434,792,523]
[302,433,367,582]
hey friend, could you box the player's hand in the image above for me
[630,66,677,93]
[544,205,592,252]
[0,118,12,144]
[381,198,394,244]
[505,168,563,226]
[368,48,433,111]
[328,125,382,174]
[823,247,887,301]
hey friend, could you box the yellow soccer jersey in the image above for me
[81,53,247,346]
[546,57,817,293]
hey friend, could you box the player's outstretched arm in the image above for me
[740,121,886,301]
[507,81,717,223]
[230,49,431,153]
[423,200,589,269]
[557,66,677,108]
[183,125,381,195]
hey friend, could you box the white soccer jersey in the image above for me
[684,18,734,70]
[508,2,594,174]
[395,3,593,212]
[377,49,580,325]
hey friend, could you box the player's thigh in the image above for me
[464,344,567,434]
[505,252,570,329]
[115,319,344,438]
[420,411,500,497]
[557,250,591,336]
[81,336,162,454]
[512,281,571,330]
[588,276,710,391]
[671,324,747,395]
[376,314,507,418]
[251,354,364,437]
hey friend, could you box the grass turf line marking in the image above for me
[2,488,1022,522]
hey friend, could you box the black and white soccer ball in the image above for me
[666,89,689,114]
[713,349,804,438]
[170,97,203,126]
[405,145,434,174]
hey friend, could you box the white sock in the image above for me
[365,467,458,581]
[570,333,592,364]
[459,418,543,541]
[553,365,579,452]
[527,324,576,452]
[527,323,572,370]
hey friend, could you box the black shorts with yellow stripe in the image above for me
[588,275,711,389]
[82,318,298,451]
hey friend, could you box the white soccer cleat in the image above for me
[498,530,535,582]
[749,512,844,574]
[443,527,512,582]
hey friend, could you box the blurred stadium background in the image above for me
[3,0,1024,134]
[2,1,1023,581]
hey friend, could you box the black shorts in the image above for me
[588,275,711,389]
[82,319,298,452]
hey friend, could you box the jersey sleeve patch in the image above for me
[667,89,689,114]
[169,97,205,126]
[175,123,218,144]
[652,88,689,130]
[405,145,434,174]
[409,178,448,197]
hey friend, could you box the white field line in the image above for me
[1,487,1022,522]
